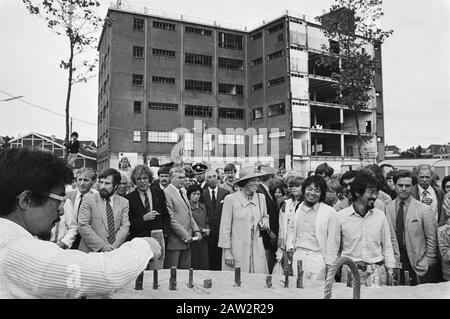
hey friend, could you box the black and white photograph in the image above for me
[0,0,449,305]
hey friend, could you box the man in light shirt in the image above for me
[0,148,160,299]
[337,172,396,284]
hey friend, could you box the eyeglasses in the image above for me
[48,193,66,204]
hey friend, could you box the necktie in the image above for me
[105,198,116,244]
[396,201,405,249]
[422,190,429,199]
[143,192,150,212]
[179,189,189,208]
[211,189,217,207]
[76,194,84,222]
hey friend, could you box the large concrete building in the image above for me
[97,4,385,174]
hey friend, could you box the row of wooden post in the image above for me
[345,268,412,287]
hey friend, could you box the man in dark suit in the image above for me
[257,166,279,273]
[200,169,230,270]
[125,165,170,243]
[412,164,445,226]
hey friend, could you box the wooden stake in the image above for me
[203,278,212,288]
[266,275,272,288]
[235,267,241,287]
[153,269,159,289]
[297,271,304,288]
[169,267,177,290]
[394,268,401,286]
[284,274,289,288]
[404,271,410,286]
[134,272,144,290]
[188,268,194,288]
[347,273,353,287]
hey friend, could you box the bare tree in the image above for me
[316,0,393,162]
[22,0,102,161]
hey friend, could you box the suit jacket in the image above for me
[412,185,445,226]
[385,197,438,277]
[200,186,230,238]
[125,188,170,239]
[164,184,200,250]
[257,184,279,250]
[78,193,130,252]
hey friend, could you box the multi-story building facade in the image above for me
[97,5,385,174]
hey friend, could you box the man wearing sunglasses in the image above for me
[0,148,160,298]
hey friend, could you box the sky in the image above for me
[0,0,449,150]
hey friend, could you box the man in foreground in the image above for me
[0,148,160,298]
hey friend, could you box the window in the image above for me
[133,131,141,142]
[268,103,285,117]
[218,32,243,50]
[185,53,212,66]
[277,33,284,43]
[148,102,178,110]
[218,134,244,145]
[132,74,144,86]
[252,57,262,66]
[289,18,303,25]
[268,76,285,87]
[148,131,178,143]
[269,131,286,138]
[218,107,244,119]
[218,57,244,70]
[268,49,284,61]
[252,83,263,91]
[152,76,175,84]
[267,22,284,34]
[152,48,175,57]
[290,44,305,51]
[185,80,212,92]
[218,83,243,95]
[153,21,175,31]
[290,73,305,78]
[329,40,339,54]
[133,46,144,58]
[133,101,142,113]
[252,107,263,119]
[133,18,144,31]
[253,134,264,144]
[185,26,212,36]
[184,133,194,150]
[251,32,262,41]
[185,105,213,117]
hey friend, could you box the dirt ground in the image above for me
[112,269,450,299]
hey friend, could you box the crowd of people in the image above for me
[1,147,450,298]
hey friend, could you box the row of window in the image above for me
[133,102,245,119]
[132,130,285,144]
[251,103,286,119]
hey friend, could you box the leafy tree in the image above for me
[0,136,13,151]
[316,0,393,162]
[22,0,102,161]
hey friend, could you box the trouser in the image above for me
[164,248,191,269]
[341,262,386,285]
[399,246,442,285]
[208,235,222,270]
[292,249,326,280]
[265,249,276,274]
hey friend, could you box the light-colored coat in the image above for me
[164,184,199,250]
[218,191,269,274]
[385,197,438,277]
[286,202,340,266]
[78,193,130,252]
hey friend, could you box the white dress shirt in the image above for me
[0,218,153,299]
[50,199,78,248]
[418,185,438,222]
[208,186,219,201]
[138,189,153,211]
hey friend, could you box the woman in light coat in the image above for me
[218,167,270,274]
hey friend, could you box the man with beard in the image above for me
[78,168,130,252]
[337,172,396,284]
[0,149,161,298]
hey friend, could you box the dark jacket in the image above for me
[257,184,279,251]
[412,185,445,226]
[200,186,230,238]
[125,188,170,239]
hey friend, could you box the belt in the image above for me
[355,261,383,272]
[295,248,322,255]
